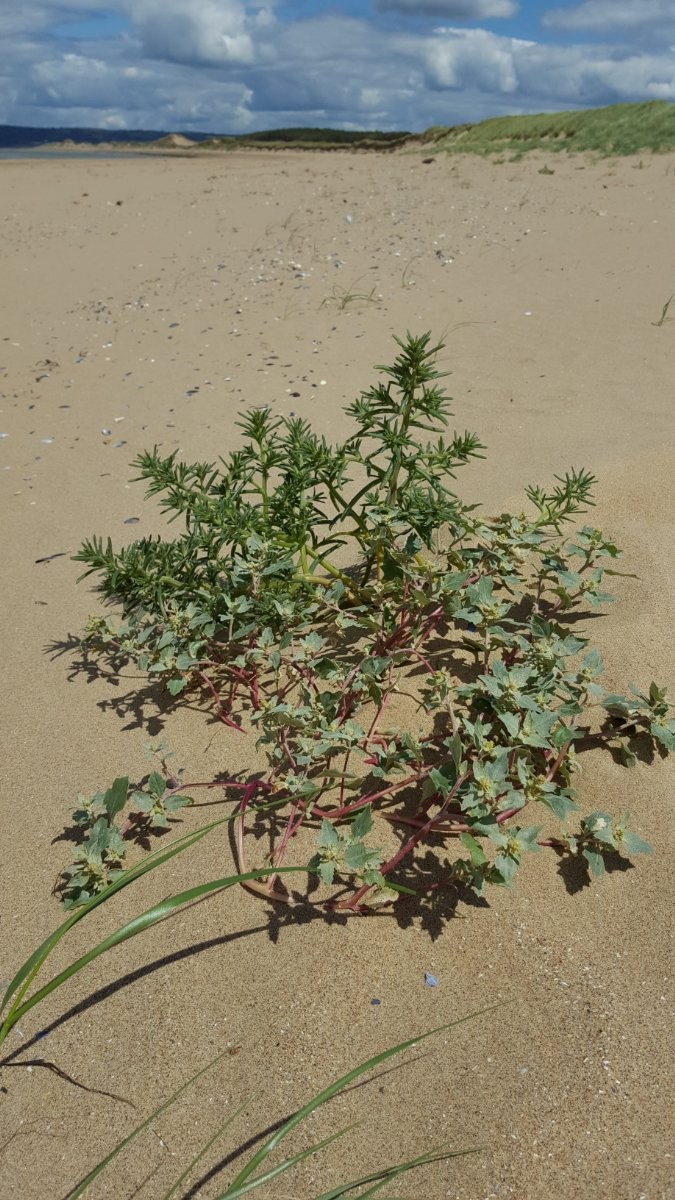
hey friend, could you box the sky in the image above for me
[0,1,674,133]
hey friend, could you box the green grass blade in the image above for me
[315,1145,482,1199]
[161,1099,250,1200]
[64,1048,234,1200]
[225,1009,495,1194]
[2,866,305,1039]
[221,1126,356,1199]
[0,817,228,1042]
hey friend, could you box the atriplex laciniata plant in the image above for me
[71,332,673,913]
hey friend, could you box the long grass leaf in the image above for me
[316,1145,481,1199]
[3,866,305,1038]
[0,817,227,1028]
[64,1048,234,1200]
[221,1126,356,1199]
[161,1100,250,1200]
[225,1009,495,1193]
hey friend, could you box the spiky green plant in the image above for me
[69,333,672,915]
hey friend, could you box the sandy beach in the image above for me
[1,147,674,1199]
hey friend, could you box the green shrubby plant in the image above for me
[70,332,673,913]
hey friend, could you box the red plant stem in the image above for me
[337,677,395,805]
[281,728,298,772]
[495,804,523,823]
[234,782,295,905]
[316,768,431,820]
[220,662,251,685]
[267,798,303,892]
[542,734,569,782]
[404,647,436,675]
[198,671,246,733]
[412,605,444,649]
[382,800,522,836]
[335,772,470,911]
[282,660,321,699]
[169,778,272,795]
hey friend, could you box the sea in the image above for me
[0,148,156,160]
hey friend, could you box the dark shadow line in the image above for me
[183,1053,432,1199]
[0,925,269,1069]
[1,1059,135,1107]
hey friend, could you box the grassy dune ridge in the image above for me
[183,100,675,156]
[424,99,675,157]
[6,100,673,156]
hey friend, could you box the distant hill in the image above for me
[2,101,673,156]
[0,124,409,150]
[0,125,213,148]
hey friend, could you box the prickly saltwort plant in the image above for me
[70,332,673,912]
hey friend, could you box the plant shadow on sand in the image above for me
[48,633,232,737]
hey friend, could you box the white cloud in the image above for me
[0,1,673,133]
[377,0,518,17]
[543,0,675,34]
[425,28,523,91]
[127,0,258,66]
[423,26,675,104]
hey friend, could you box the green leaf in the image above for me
[102,776,128,821]
[223,1008,497,1198]
[175,654,196,671]
[583,812,616,847]
[498,711,520,738]
[130,791,153,813]
[86,818,110,857]
[429,766,454,799]
[514,826,541,852]
[459,832,488,867]
[351,805,373,840]
[146,771,166,797]
[582,848,605,877]
[318,819,339,848]
[494,854,517,885]
[620,831,652,856]
[540,792,578,820]
[344,841,370,871]
[1,856,306,1047]
[1,819,228,1035]
[619,745,638,768]
[651,722,675,752]
[63,1050,242,1200]
[318,860,335,886]
[164,794,192,812]
[448,732,464,773]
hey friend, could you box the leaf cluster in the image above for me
[60,764,193,907]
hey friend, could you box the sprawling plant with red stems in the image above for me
[68,332,673,912]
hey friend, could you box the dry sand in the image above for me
[0,148,674,1199]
